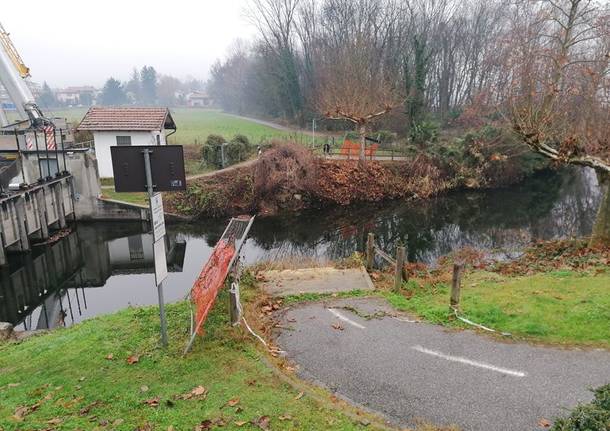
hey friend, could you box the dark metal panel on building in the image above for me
[111,145,186,193]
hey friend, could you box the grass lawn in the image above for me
[100,188,149,207]
[166,109,294,146]
[50,108,327,148]
[0,292,384,431]
[384,270,610,348]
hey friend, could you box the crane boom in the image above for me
[0,23,30,78]
[0,22,48,128]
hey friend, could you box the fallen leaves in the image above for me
[294,391,304,400]
[12,406,30,421]
[105,353,114,360]
[252,415,270,430]
[331,323,345,331]
[260,299,283,316]
[223,397,240,408]
[79,400,101,416]
[143,397,160,407]
[195,417,226,430]
[13,398,45,421]
[195,419,213,430]
[538,418,552,428]
[192,385,207,396]
[178,385,208,400]
[126,355,140,365]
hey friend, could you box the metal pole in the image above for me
[33,132,43,181]
[44,129,51,180]
[53,129,59,177]
[59,128,68,174]
[143,149,168,348]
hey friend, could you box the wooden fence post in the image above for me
[450,263,464,311]
[366,233,375,271]
[394,245,406,291]
[229,281,240,326]
[402,246,409,282]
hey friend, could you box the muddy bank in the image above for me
[166,143,543,219]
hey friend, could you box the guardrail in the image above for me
[69,140,94,149]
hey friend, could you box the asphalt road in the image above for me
[274,297,610,431]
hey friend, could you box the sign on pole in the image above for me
[111,145,186,193]
[110,146,187,348]
[153,238,168,285]
[150,193,166,242]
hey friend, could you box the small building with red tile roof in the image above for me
[78,106,176,177]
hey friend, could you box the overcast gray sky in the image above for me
[3,1,256,88]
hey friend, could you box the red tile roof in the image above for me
[77,107,176,131]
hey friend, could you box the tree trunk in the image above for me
[359,124,366,162]
[590,171,610,247]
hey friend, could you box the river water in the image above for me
[0,167,601,330]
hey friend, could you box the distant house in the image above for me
[55,86,97,106]
[77,106,177,178]
[186,91,213,107]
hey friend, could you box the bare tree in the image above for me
[247,0,304,121]
[503,0,610,245]
[314,0,405,160]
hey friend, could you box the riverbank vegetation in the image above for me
[0,293,391,431]
[374,240,610,348]
[167,136,546,218]
[209,0,610,245]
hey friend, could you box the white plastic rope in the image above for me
[452,307,511,337]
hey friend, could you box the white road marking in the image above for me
[328,308,366,329]
[411,345,527,377]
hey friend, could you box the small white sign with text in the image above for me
[153,238,168,286]
[150,193,166,243]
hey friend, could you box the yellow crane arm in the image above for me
[0,22,30,78]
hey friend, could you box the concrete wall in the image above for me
[93,130,167,177]
[19,150,149,222]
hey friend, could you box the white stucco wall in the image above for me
[93,130,167,177]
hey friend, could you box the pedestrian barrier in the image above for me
[184,215,254,354]
[340,140,379,158]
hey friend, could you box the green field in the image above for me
[49,108,317,147]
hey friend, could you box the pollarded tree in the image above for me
[502,0,610,245]
[314,0,404,161]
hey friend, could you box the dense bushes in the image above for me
[200,134,255,168]
[253,142,317,211]
[552,385,610,431]
[167,141,453,218]
[410,120,440,146]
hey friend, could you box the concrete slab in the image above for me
[260,266,374,297]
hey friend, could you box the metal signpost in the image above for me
[111,145,186,348]
[144,149,168,347]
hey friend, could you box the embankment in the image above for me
[166,143,541,219]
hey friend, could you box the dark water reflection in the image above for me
[0,167,601,330]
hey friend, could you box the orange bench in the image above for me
[340,140,379,158]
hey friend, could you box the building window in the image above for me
[116,136,132,146]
